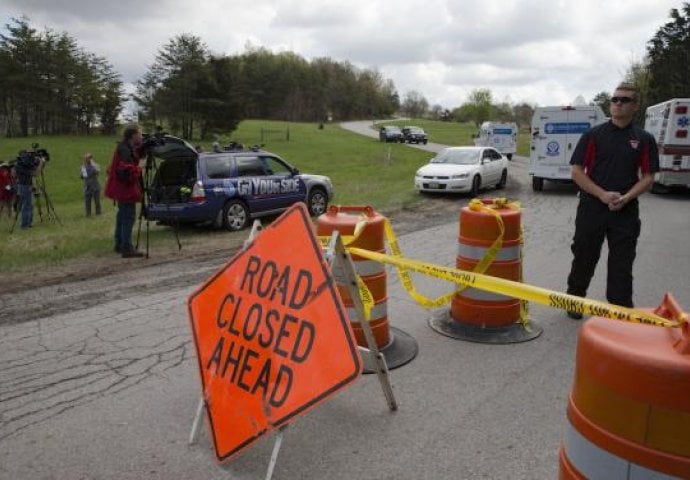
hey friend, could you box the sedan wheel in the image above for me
[496,169,507,189]
[223,200,249,231]
[470,175,481,197]
[307,188,328,216]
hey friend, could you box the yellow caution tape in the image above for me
[319,200,680,328]
[517,222,530,330]
[384,219,456,308]
[356,276,373,321]
[319,215,368,247]
[382,198,521,311]
[347,246,681,328]
[318,212,374,321]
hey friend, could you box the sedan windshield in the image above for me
[431,150,479,165]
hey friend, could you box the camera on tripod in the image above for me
[15,144,48,173]
[142,130,167,150]
[9,143,60,233]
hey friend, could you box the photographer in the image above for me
[14,151,44,229]
[105,124,145,258]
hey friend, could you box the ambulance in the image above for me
[643,98,690,192]
[473,121,518,160]
[529,105,607,191]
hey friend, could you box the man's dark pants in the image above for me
[567,196,641,308]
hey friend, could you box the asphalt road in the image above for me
[1,126,689,480]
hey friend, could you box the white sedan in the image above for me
[414,146,508,196]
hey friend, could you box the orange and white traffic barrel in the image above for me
[429,198,542,343]
[316,205,417,371]
[559,293,690,479]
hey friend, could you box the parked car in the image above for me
[145,136,333,231]
[414,146,508,196]
[379,126,405,143]
[402,126,428,144]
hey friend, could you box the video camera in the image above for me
[15,143,49,171]
[142,128,167,150]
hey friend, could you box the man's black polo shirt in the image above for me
[570,121,659,196]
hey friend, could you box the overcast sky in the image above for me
[1,0,682,109]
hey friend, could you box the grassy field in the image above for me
[0,120,439,271]
[0,118,531,272]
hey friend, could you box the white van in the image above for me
[474,121,518,160]
[529,105,607,191]
[643,98,690,192]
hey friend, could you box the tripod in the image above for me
[9,167,61,233]
[33,168,61,225]
[135,151,182,257]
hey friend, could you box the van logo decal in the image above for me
[237,178,300,196]
[544,122,592,134]
[678,116,689,128]
[546,141,560,156]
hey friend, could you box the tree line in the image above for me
[1,3,689,138]
[0,17,122,137]
[134,35,399,139]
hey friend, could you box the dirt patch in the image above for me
[0,197,467,325]
[0,197,463,294]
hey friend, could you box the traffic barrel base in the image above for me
[428,308,543,344]
[362,326,418,374]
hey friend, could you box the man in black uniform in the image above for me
[566,83,659,319]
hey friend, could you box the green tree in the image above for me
[465,89,493,126]
[512,103,534,129]
[591,91,611,115]
[492,101,514,122]
[400,90,429,118]
[646,3,690,104]
[0,17,122,137]
[623,59,653,126]
[145,34,211,138]
[0,17,43,136]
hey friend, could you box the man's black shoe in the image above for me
[566,310,583,320]
[122,249,145,258]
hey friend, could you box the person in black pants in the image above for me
[566,82,659,319]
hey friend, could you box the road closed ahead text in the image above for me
[205,254,316,408]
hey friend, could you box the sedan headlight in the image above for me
[415,171,423,178]
[451,173,469,179]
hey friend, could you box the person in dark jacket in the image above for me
[105,125,145,258]
[565,82,659,319]
[14,152,44,229]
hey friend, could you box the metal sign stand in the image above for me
[325,232,397,411]
[188,224,396,480]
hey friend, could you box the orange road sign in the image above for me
[188,203,362,461]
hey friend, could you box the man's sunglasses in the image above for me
[611,96,635,104]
